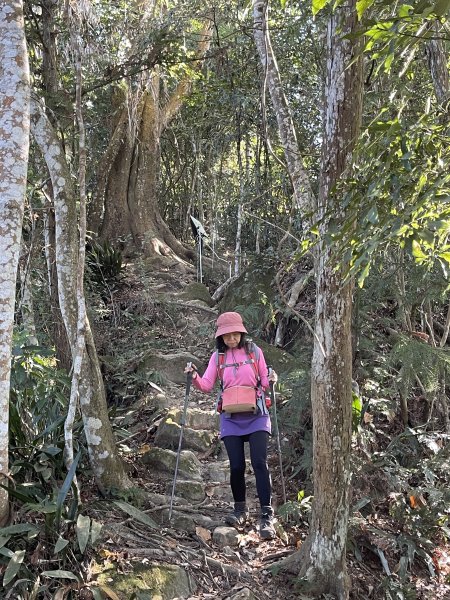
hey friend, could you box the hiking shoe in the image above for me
[224,502,249,527]
[259,506,276,540]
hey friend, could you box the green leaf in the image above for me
[398,3,414,17]
[76,514,91,554]
[357,262,371,287]
[113,501,158,529]
[0,524,39,536]
[434,0,450,16]
[356,0,375,19]
[412,239,427,260]
[3,549,25,586]
[91,519,103,545]
[55,452,80,529]
[54,536,69,554]
[439,251,450,262]
[42,570,80,582]
[312,0,331,15]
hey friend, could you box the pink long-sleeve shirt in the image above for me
[193,346,272,438]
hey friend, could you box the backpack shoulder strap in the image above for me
[215,350,225,388]
[245,340,261,383]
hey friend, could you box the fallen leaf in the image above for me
[137,444,151,454]
[410,494,427,509]
[196,526,212,542]
[363,412,373,424]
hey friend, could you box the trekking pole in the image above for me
[168,363,193,521]
[269,368,287,504]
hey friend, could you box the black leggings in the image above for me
[223,431,271,507]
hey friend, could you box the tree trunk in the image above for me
[253,0,316,344]
[43,196,72,371]
[30,98,131,494]
[96,21,212,260]
[40,0,73,369]
[0,0,30,525]
[279,3,363,598]
[252,0,315,223]
[426,22,449,105]
[234,111,244,275]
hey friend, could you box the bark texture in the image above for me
[93,20,212,259]
[0,0,30,525]
[279,3,363,598]
[426,22,449,105]
[252,0,315,225]
[30,98,131,494]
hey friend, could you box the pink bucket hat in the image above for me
[215,312,248,338]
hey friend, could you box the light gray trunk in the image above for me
[30,98,131,494]
[305,3,363,596]
[234,118,244,276]
[64,20,87,484]
[279,3,363,598]
[0,0,30,525]
[253,0,316,346]
[252,0,315,224]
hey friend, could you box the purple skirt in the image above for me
[220,412,271,438]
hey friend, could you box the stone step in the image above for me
[142,447,202,481]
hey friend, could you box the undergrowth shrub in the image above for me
[3,334,98,596]
[86,240,124,293]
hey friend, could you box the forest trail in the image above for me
[89,257,450,600]
[92,257,300,600]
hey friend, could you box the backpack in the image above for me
[214,340,271,415]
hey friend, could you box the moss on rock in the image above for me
[98,562,195,599]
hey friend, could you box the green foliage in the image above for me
[10,332,70,452]
[351,426,450,587]
[86,240,124,287]
[4,336,98,593]
[277,489,313,524]
[352,389,363,431]
[277,366,313,485]
[312,0,332,15]
[329,105,450,287]
[389,335,450,398]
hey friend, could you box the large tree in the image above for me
[280,2,363,597]
[0,0,30,525]
[91,11,212,259]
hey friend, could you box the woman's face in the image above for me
[222,332,242,349]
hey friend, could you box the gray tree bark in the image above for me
[0,0,30,525]
[252,0,315,224]
[279,3,363,598]
[93,19,212,260]
[30,97,131,494]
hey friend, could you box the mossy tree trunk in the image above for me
[93,21,212,260]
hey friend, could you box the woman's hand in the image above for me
[184,362,198,379]
[268,369,278,384]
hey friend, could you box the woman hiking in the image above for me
[185,311,278,540]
